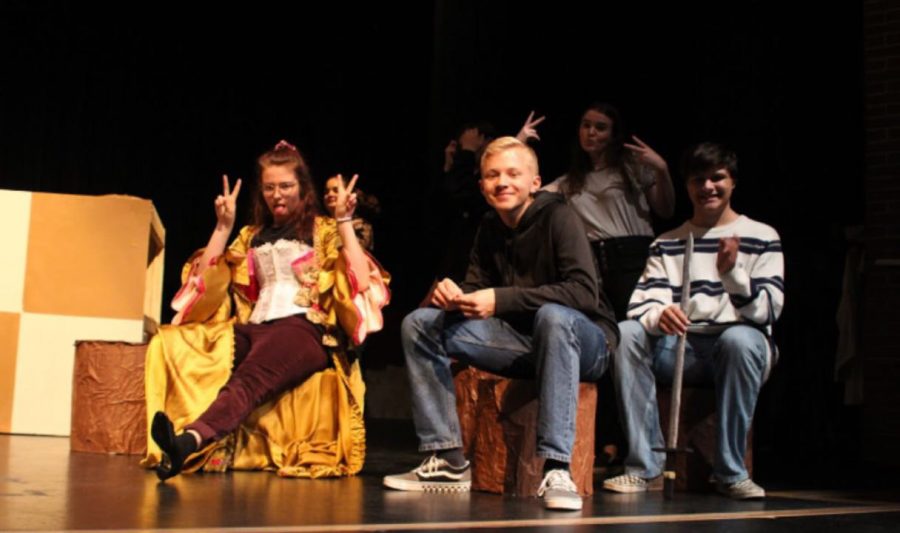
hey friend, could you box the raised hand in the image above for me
[458,127,484,153]
[214,174,242,230]
[717,236,740,274]
[333,174,359,219]
[515,110,546,143]
[624,135,668,174]
[443,140,458,172]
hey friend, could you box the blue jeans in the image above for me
[401,304,610,462]
[613,320,770,484]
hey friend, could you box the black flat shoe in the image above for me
[151,411,185,481]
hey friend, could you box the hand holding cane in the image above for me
[653,232,694,500]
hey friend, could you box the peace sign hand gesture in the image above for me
[624,135,668,175]
[332,173,359,220]
[214,174,242,230]
[515,110,546,143]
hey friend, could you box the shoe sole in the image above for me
[383,476,470,492]
[602,480,664,493]
[718,489,766,500]
[543,496,583,511]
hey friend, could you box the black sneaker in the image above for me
[383,455,471,492]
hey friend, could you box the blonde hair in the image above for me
[480,136,540,176]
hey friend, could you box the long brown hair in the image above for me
[251,140,319,241]
[564,102,638,197]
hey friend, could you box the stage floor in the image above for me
[2,428,899,532]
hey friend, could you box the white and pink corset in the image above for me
[248,239,315,324]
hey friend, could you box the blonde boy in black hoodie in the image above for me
[384,137,618,511]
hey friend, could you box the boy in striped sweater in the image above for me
[603,142,784,500]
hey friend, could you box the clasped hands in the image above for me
[426,278,495,319]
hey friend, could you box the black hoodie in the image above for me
[460,191,620,348]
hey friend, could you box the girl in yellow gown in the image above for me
[142,140,389,480]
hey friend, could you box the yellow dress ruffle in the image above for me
[141,217,388,478]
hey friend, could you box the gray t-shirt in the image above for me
[543,164,655,240]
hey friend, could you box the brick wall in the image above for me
[863,0,900,466]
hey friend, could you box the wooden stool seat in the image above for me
[656,386,753,491]
[454,366,598,496]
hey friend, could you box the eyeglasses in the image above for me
[262,182,298,195]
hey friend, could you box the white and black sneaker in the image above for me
[537,469,582,511]
[383,455,471,492]
[715,478,765,500]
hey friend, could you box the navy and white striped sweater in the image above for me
[627,215,784,338]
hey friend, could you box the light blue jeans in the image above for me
[613,320,770,484]
[401,304,610,462]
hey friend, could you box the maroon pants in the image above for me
[187,314,329,444]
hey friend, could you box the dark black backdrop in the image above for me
[0,2,865,484]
